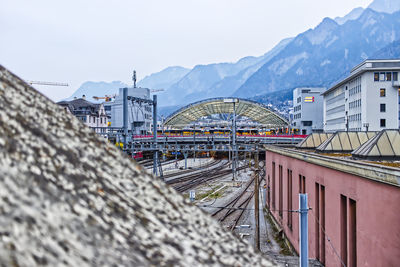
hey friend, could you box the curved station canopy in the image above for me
[164,97,288,128]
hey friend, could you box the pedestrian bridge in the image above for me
[163,97,289,128]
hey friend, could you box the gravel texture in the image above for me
[0,66,276,266]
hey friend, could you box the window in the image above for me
[374,72,379,81]
[279,165,283,218]
[349,199,357,267]
[380,72,385,81]
[299,175,306,194]
[272,162,276,209]
[303,121,312,126]
[394,72,398,81]
[386,72,392,81]
[341,195,348,266]
[380,104,386,112]
[380,88,386,97]
[380,119,386,127]
[287,169,292,229]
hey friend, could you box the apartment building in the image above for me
[58,97,108,135]
[323,59,400,132]
[292,87,325,135]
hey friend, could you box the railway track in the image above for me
[171,163,248,193]
[210,175,262,231]
[141,158,177,168]
[162,159,222,179]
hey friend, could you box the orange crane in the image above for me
[92,94,116,102]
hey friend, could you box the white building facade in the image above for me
[107,87,153,135]
[57,97,108,136]
[323,59,400,132]
[292,87,325,135]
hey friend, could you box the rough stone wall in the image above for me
[0,65,275,266]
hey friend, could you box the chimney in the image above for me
[82,95,86,100]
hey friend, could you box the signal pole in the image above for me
[254,151,260,251]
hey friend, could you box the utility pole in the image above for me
[193,123,196,162]
[254,151,260,251]
[299,194,309,267]
[232,101,237,180]
[152,95,158,176]
[123,87,128,151]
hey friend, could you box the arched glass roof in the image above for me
[164,97,288,128]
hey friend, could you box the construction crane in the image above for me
[150,89,164,93]
[26,80,69,86]
[92,94,116,102]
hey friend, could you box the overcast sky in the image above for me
[1,0,372,101]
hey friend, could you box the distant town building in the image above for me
[292,87,325,135]
[106,87,152,135]
[323,59,400,132]
[57,96,108,136]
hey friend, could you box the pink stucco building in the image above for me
[265,146,400,266]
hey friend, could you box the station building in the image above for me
[106,87,153,135]
[292,87,325,135]
[264,130,400,267]
[322,59,400,132]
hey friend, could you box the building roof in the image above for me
[265,145,400,187]
[322,59,400,96]
[0,65,275,266]
[352,129,400,159]
[58,98,102,115]
[296,133,332,149]
[164,97,288,128]
[316,131,377,153]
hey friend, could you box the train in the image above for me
[158,127,299,136]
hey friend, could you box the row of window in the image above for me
[294,105,301,112]
[349,99,361,109]
[80,116,106,124]
[270,163,357,266]
[294,113,302,119]
[349,84,361,96]
[326,92,345,106]
[374,72,398,82]
[348,113,361,122]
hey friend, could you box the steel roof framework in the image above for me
[164,97,288,128]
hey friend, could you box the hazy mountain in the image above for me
[191,38,293,101]
[334,7,364,25]
[370,39,400,58]
[234,9,400,98]
[137,66,190,90]
[66,81,128,103]
[368,0,400,14]
[158,38,293,106]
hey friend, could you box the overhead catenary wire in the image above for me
[309,208,347,267]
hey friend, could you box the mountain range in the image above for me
[67,0,400,115]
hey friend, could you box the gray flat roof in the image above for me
[323,59,400,96]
